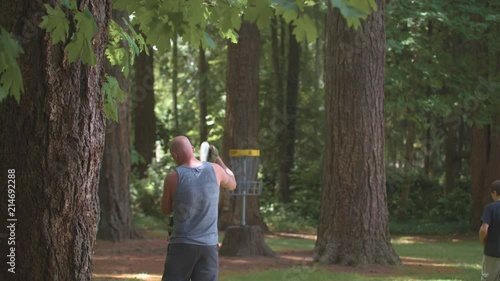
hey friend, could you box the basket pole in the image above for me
[229,149,261,227]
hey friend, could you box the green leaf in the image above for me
[75,8,98,39]
[187,0,207,28]
[39,4,70,44]
[292,14,317,42]
[81,38,97,65]
[61,0,77,10]
[330,0,377,29]
[281,9,298,23]
[0,27,24,103]
[270,0,297,10]
[64,33,84,63]
[146,18,172,51]
[104,96,118,122]
[64,8,98,65]
[102,75,125,122]
[244,0,274,29]
[203,32,216,49]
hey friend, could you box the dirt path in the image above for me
[92,232,465,281]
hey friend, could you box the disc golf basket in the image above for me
[229,149,262,227]
[219,149,275,257]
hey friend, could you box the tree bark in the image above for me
[270,15,286,203]
[98,10,141,242]
[0,0,110,280]
[314,0,400,266]
[397,120,415,220]
[133,46,156,178]
[278,24,301,204]
[219,226,276,257]
[469,8,498,230]
[470,123,500,230]
[219,21,269,233]
[199,45,209,141]
[444,122,460,193]
[424,126,431,176]
[172,32,179,132]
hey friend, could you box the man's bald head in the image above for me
[169,136,195,165]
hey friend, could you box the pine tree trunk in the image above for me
[199,45,209,141]
[314,0,400,266]
[278,25,301,204]
[98,10,141,242]
[219,21,269,233]
[0,0,110,280]
[270,15,287,203]
[397,120,415,220]
[172,33,179,132]
[469,10,498,230]
[424,121,431,176]
[133,46,156,178]
[470,122,500,230]
[444,124,460,194]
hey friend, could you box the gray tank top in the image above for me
[170,161,219,245]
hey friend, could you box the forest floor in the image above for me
[92,231,472,281]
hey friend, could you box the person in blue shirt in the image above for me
[480,180,500,281]
[161,136,236,281]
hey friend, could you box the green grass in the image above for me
[222,269,370,281]
[264,235,316,251]
[389,220,470,235]
[132,215,482,280]
[133,214,169,237]
[220,235,482,281]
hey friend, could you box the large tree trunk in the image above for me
[469,10,498,230]
[470,122,500,230]
[98,10,141,242]
[199,45,209,141]
[278,24,301,204]
[270,15,286,202]
[0,1,110,280]
[133,46,156,178]
[172,32,179,132]
[397,120,415,220]
[219,21,268,233]
[314,0,400,266]
[444,123,460,193]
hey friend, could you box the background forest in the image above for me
[129,0,499,235]
[0,0,499,279]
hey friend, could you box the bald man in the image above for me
[161,136,236,281]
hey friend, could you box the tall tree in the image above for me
[278,24,301,204]
[133,45,156,178]
[314,0,400,265]
[470,15,500,229]
[0,0,110,280]
[220,21,268,232]
[470,121,500,230]
[98,11,140,242]
[199,45,209,141]
[172,32,180,132]
[397,119,416,220]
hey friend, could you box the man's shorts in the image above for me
[162,243,219,281]
[482,255,500,281]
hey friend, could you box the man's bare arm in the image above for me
[161,172,178,215]
[213,157,236,190]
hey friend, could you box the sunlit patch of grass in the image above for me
[93,272,161,281]
[220,235,482,281]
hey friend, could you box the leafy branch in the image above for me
[39,2,98,65]
[0,27,24,103]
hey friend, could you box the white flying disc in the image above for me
[200,141,210,161]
